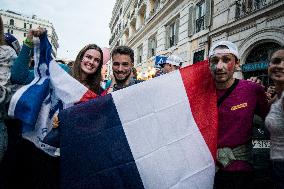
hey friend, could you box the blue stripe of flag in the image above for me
[38,32,52,76]
[13,31,52,132]
[60,94,145,189]
[14,79,50,132]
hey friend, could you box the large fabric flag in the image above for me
[60,60,218,189]
[8,33,97,156]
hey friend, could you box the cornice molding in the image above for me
[127,0,182,47]
[209,0,284,37]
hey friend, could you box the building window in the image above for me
[149,0,160,16]
[166,17,179,49]
[24,33,26,37]
[143,10,147,22]
[195,0,205,33]
[139,6,146,27]
[130,20,136,35]
[30,24,32,29]
[10,30,13,34]
[169,23,175,47]
[193,50,205,64]
[24,23,26,28]
[154,0,160,12]
[137,45,143,64]
[124,29,129,43]
[148,35,157,58]
[189,0,211,36]
[10,19,14,26]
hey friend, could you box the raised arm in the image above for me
[11,28,46,85]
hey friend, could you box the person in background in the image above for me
[102,75,113,90]
[108,46,142,92]
[154,54,183,77]
[67,60,74,69]
[131,67,138,80]
[208,40,269,189]
[0,15,18,164]
[265,46,284,189]
[0,27,61,189]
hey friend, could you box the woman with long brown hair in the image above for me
[1,32,105,189]
[72,44,104,95]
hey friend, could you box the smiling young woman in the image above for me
[265,47,284,189]
[72,44,105,95]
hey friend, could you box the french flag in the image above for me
[8,33,98,156]
[60,61,218,189]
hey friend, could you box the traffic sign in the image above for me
[155,55,167,66]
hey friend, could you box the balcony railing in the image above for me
[235,0,281,19]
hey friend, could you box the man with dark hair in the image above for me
[208,41,269,189]
[109,46,141,92]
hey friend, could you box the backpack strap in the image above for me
[217,79,239,107]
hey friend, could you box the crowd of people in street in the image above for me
[0,14,283,189]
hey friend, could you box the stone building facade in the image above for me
[109,0,213,78]
[211,0,284,83]
[0,10,59,57]
[109,0,284,82]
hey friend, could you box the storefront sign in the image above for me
[241,62,268,72]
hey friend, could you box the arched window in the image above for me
[243,42,280,86]
[10,19,14,26]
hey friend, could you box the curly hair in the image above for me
[72,44,103,94]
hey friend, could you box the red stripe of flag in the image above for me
[79,90,99,103]
[180,60,218,160]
